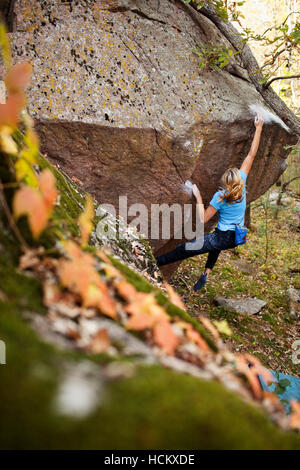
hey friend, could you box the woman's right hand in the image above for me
[254,113,264,128]
[192,184,201,200]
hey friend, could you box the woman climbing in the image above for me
[155,114,264,291]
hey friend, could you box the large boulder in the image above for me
[2,0,299,277]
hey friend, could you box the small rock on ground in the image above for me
[214,296,267,315]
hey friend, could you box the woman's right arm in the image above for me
[240,114,264,176]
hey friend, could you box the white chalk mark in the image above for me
[182,179,193,197]
[249,104,290,133]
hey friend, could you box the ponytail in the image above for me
[218,168,245,204]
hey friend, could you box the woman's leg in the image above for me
[205,249,221,272]
[193,250,220,291]
[193,231,235,291]
[155,232,218,267]
[155,242,188,267]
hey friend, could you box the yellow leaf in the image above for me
[213,320,232,337]
[78,194,94,245]
[0,131,18,155]
[15,158,38,187]
[0,22,11,69]
[20,129,39,164]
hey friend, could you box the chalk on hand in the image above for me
[183,179,193,197]
[249,104,290,133]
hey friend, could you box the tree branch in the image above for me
[282,175,300,191]
[260,47,288,70]
[263,74,300,89]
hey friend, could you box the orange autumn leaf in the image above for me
[13,186,48,237]
[58,246,116,319]
[5,62,32,94]
[235,354,263,400]
[0,93,26,128]
[96,249,113,265]
[63,240,82,260]
[126,292,168,326]
[13,169,57,238]
[126,312,155,330]
[163,281,186,310]
[102,264,121,279]
[43,282,63,307]
[83,283,104,308]
[198,315,220,341]
[126,292,167,330]
[262,391,284,412]
[242,353,274,386]
[185,325,210,353]
[90,328,111,354]
[153,318,178,355]
[114,279,137,300]
[290,401,300,431]
[177,320,210,352]
[39,168,58,214]
[84,283,116,319]
[58,255,99,298]
[78,194,94,245]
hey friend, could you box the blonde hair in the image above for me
[218,168,245,203]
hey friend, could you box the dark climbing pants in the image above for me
[156,228,237,270]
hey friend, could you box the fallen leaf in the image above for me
[213,320,232,337]
[90,328,111,354]
[153,318,178,355]
[19,249,40,270]
[235,354,263,400]
[96,249,112,265]
[198,315,220,340]
[114,279,137,300]
[163,281,186,310]
[43,282,63,307]
[127,312,155,330]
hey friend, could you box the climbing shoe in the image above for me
[193,272,207,291]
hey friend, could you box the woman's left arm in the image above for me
[192,184,217,224]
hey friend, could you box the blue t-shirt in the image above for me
[209,169,247,231]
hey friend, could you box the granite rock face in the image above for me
[2,0,299,277]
